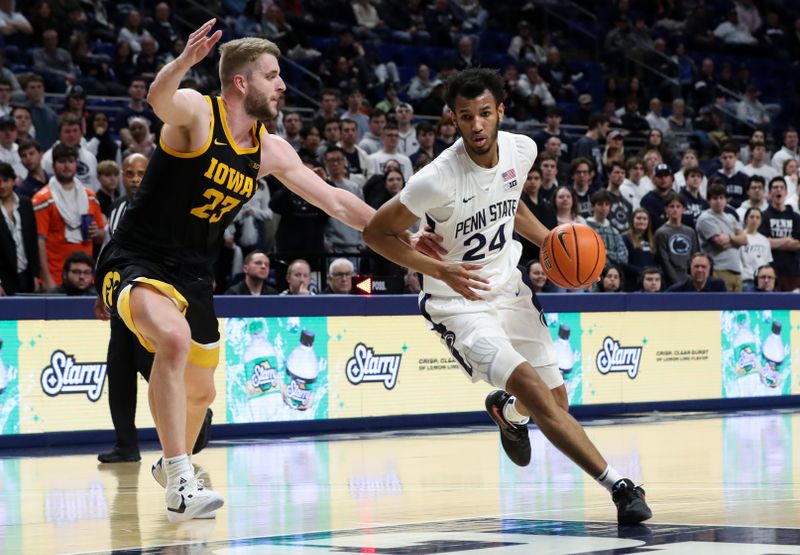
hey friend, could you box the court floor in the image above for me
[1,409,799,554]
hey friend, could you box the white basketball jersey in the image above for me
[400,131,537,297]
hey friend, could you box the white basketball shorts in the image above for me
[418,268,562,390]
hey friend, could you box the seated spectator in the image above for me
[0,0,33,46]
[32,29,77,93]
[678,167,709,228]
[645,98,670,135]
[641,163,675,231]
[134,36,160,83]
[338,118,373,187]
[322,258,354,294]
[85,111,119,164]
[297,125,322,164]
[518,167,556,265]
[112,41,137,88]
[47,250,96,295]
[435,115,457,150]
[605,161,633,233]
[0,114,24,180]
[713,9,757,46]
[639,266,663,292]
[568,158,597,219]
[602,130,626,176]
[623,207,658,290]
[655,193,698,287]
[61,86,88,133]
[22,74,58,150]
[754,263,776,292]
[539,46,577,101]
[0,162,38,295]
[742,141,778,182]
[620,157,653,209]
[736,175,769,221]
[16,140,47,199]
[771,128,798,173]
[509,20,543,63]
[121,116,156,159]
[737,85,771,128]
[527,260,558,293]
[364,165,405,210]
[586,190,628,265]
[323,146,363,256]
[552,185,585,225]
[118,9,153,54]
[395,103,419,157]
[404,266,421,294]
[666,252,726,292]
[696,183,747,291]
[358,109,386,155]
[740,208,773,292]
[146,2,178,54]
[368,122,413,181]
[595,264,624,293]
[12,105,35,143]
[280,258,316,295]
[0,78,11,117]
[620,96,650,137]
[115,78,159,141]
[95,160,120,218]
[340,88,368,140]
[410,122,443,168]
[224,250,278,295]
[42,114,99,191]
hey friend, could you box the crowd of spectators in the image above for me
[1,0,799,295]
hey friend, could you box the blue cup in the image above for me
[80,214,93,241]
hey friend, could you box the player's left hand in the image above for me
[94,295,110,321]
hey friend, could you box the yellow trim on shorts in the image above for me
[218,97,260,155]
[116,278,190,354]
[158,96,215,158]
[189,340,220,368]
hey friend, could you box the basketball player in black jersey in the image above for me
[96,20,376,522]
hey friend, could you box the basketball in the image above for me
[539,223,606,289]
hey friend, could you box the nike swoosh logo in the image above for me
[463,196,476,203]
[557,231,573,260]
[214,139,226,146]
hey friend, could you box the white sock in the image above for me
[596,465,624,492]
[502,396,530,425]
[164,453,194,486]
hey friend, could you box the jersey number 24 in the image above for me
[463,225,506,261]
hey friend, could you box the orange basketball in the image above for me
[539,223,606,289]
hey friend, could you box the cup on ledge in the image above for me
[80,214,93,241]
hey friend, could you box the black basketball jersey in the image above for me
[113,96,263,269]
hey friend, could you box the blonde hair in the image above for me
[97,160,119,176]
[218,38,280,90]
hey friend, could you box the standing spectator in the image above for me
[641,163,675,230]
[759,177,800,291]
[533,107,572,160]
[696,183,747,291]
[673,149,707,196]
[114,78,159,138]
[323,146,363,257]
[338,118,373,187]
[666,252,727,292]
[623,208,657,289]
[602,129,625,175]
[743,141,778,181]
[410,122,443,168]
[17,140,48,199]
[606,161,633,233]
[553,185,585,225]
[678,167,709,229]
[340,88,369,139]
[312,89,342,133]
[280,258,316,295]
[518,167,556,265]
[713,144,749,208]
[587,190,628,265]
[227,179,272,258]
[0,115,24,179]
[281,110,303,150]
[269,175,328,260]
[572,114,608,182]
[655,194,699,288]
[32,29,76,92]
[322,258,354,294]
[736,175,769,221]
[771,128,798,172]
[538,154,560,201]
[395,103,419,157]
[0,162,38,295]
[224,251,278,295]
[95,160,120,218]
[358,109,386,155]
[12,105,35,143]
[23,75,58,150]
[568,158,597,219]
[32,143,104,289]
[620,157,653,209]
[47,250,96,295]
[368,122,413,180]
[740,208,773,291]
[42,114,99,191]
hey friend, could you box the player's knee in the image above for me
[188,382,215,407]
[506,366,560,419]
[156,326,191,366]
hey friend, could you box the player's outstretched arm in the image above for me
[147,18,221,128]
[364,197,490,301]
[260,134,375,231]
[514,200,551,247]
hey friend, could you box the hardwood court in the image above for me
[1,410,799,554]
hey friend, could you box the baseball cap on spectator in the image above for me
[67,85,86,98]
[0,115,15,128]
[578,94,592,105]
[654,163,671,177]
[608,129,624,139]
[396,102,413,112]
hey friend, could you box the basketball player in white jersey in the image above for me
[364,68,652,525]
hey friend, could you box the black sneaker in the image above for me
[485,390,531,467]
[192,408,213,455]
[612,478,653,525]
[97,447,141,463]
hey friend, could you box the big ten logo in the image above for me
[40,350,107,401]
[345,343,402,390]
[595,337,643,379]
[101,271,120,309]
[191,157,255,223]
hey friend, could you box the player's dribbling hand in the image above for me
[180,19,223,68]
[438,264,490,301]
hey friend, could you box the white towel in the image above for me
[48,176,89,244]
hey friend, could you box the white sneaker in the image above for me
[153,457,217,519]
[165,475,224,523]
